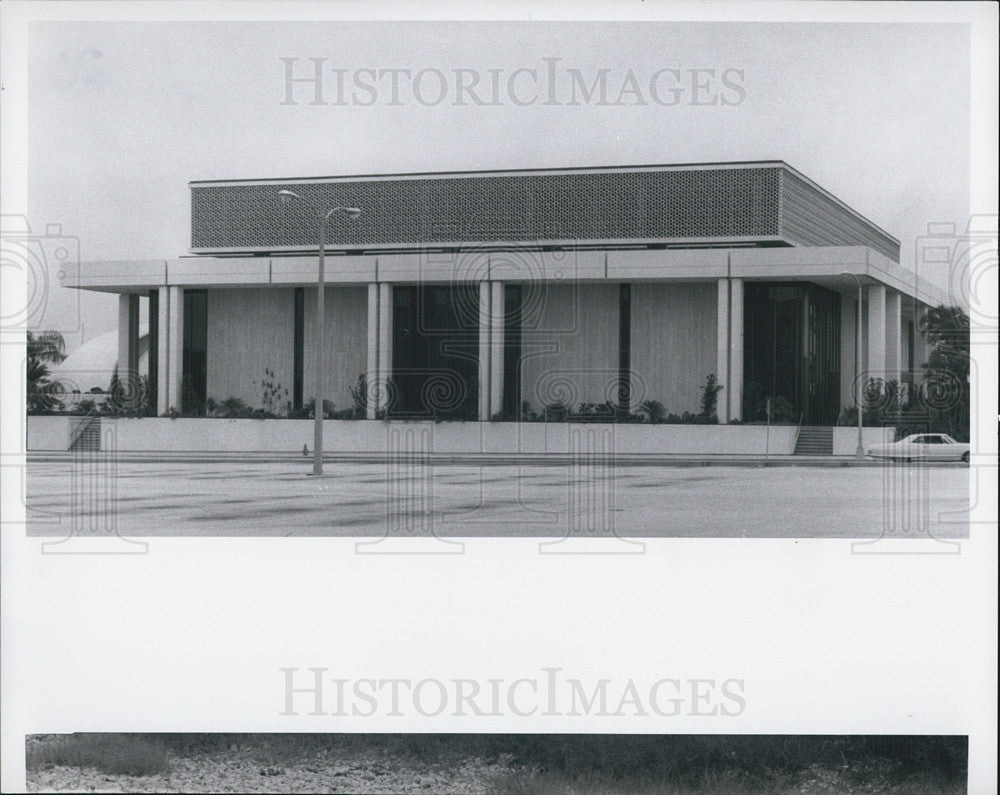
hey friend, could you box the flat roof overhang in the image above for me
[62,244,951,307]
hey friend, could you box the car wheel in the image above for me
[961,452,970,463]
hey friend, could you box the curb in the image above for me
[24,452,968,468]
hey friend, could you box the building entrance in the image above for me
[743,282,841,425]
[391,284,479,420]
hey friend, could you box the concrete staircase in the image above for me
[69,415,101,453]
[794,426,833,456]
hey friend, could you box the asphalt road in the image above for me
[23,461,970,539]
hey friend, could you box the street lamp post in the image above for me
[842,271,865,461]
[279,190,361,476]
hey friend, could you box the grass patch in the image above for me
[485,736,967,795]
[27,733,170,777]
[27,733,967,792]
[490,768,795,794]
[142,734,967,781]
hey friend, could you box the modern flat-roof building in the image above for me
[63,161,949,425]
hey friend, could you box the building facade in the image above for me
[64,161,949,425]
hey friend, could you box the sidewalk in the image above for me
[24,450,964,467]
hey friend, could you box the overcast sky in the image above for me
[24,19,971,347]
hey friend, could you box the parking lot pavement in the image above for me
[23,461,970,538]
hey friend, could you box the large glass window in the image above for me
[502,284,523,419]
[147,290,159,415]
[743,282,840,425]
[182,289,208,415]
[293,287,304,410]
[391,284,479,420]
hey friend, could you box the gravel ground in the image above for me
[26,745,521,793]
[24,737,962,794]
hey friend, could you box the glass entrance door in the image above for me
[391,284,479,420]
[743,282,841,425]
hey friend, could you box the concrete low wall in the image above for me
[27,416,802,455]
[25,416,71,451]
[832,426,896,456]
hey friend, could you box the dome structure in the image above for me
[50,325,149,396]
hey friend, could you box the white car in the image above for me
[867,433,970,463]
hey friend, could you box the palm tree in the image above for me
[917,305,969,441]
[26,330,67,414]
[917,305,970,349]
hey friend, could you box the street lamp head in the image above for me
[840,271,864,288]
[339,207,362,221]
[278,189,301,206]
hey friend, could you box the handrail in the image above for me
[68,411,100,449]
[793,411,805,451]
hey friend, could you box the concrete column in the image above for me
[728,278,743,422]
[117,293,132,379]
[156,286,170,415]
[366,283,379,419]
[128,294,140,379]
[716,278,730,423]
[885,289,902,384]
[866,284,886,387]
[490,281,505,418]
[840,291,858,410]
[477,281,491,421]
[377,283,393,414]
[166,285,184,412]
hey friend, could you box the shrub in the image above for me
[210,396,254,419]
[259,368,289,417]
[72,398,99,415]
[349,373,367,417]
[841,378,916,430]
[542,402,569,422]
[638,400,666,423]
[768,395,797,423]
[101,371,151,417]
[574,402,618,422]
[291,398,338,420]
[744,379,797,423]
[699,373,724,420]
[509,399,718,424]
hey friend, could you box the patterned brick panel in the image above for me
[779,170,899,262]
[191,166,782,252]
